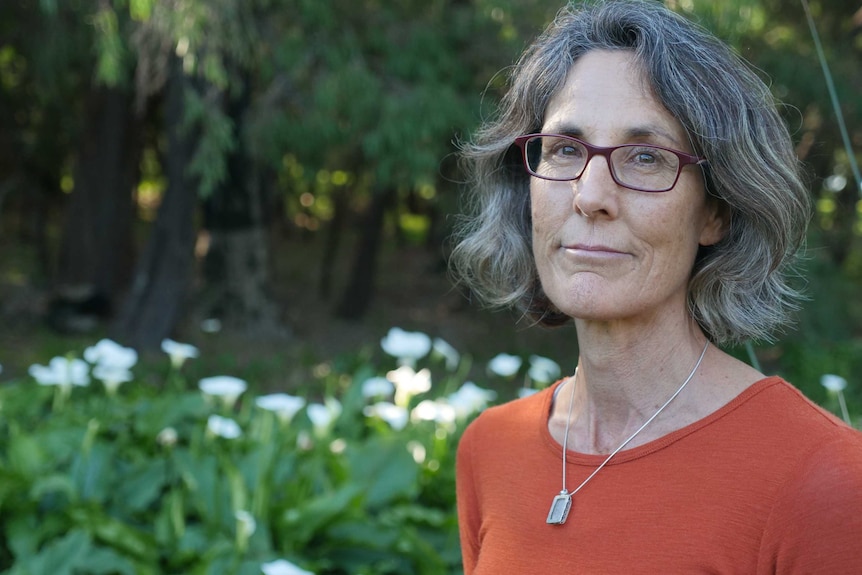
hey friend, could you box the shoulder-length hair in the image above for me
[449,0,810,345]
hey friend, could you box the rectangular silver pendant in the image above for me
[546,493,572,525]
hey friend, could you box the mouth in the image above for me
[562,243,626,255]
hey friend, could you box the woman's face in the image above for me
[531,50,724,325]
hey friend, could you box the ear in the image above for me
[699,199,729,247]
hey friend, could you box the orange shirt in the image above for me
[456,377,862,574]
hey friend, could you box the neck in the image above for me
[563,322,711,453]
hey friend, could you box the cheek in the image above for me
[530,185,568,235]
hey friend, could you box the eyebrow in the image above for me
[542,123,685,148]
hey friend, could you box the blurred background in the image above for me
[1,0,860,403]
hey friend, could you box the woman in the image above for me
[450,1,862,573]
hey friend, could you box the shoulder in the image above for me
[457,383,560,469]
[756,384,862,573]
[734,377,855,437]
[459,384,556,446]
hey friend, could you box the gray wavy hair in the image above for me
[449,0,811,345]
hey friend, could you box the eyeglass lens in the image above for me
[524,135,682,191]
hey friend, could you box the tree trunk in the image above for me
[199,73,286,339]
[111,57,197,350]
[335,187,395,320]
[318,187,348,299]
[52,84,141,331]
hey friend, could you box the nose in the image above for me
[572,154,619,219]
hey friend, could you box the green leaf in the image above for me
[29,473,77,504]
[114,458,167,512]
[132,392,206,438]
[347,436,419,508]
[70,442,115,502]
[67,505,157,559]
[7,432,47,477]
[15,529,92,575]
[281,483,363,546]
[76,544,138,575]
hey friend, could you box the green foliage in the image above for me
[92,5,130,86]
[0,344,475,575]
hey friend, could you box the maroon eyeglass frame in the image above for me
[513,133,707,193]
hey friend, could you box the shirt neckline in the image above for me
[539,376,784,465]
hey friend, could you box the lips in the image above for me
[562,243,625,254]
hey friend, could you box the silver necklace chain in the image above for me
[547,340,710,525]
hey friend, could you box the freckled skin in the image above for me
[531,50,724,329]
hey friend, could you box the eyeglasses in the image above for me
[513,133,706,193]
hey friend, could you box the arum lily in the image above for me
[528,355,562,384]
[432,337,460,371]
[307,397,342,436]
[411,398,456,425]
[448,381,497,419]
[261,559,315,575]
[235,509,256,553]
[361,376,394,399]
[83,338,138,370]
[821,374,851,424]
[92,364,133,395]
[487,353,522,377]
[387,365,432,407]
[29,357,90,388]
[207,414,242,439]
[821,374,847,393]
[380,327,431,365]
[199,376,248,409]
[161,339,199,369]
[407,440,427,464]
[255,393,306,423]
[363,401,409,430]
[157,427,179,447]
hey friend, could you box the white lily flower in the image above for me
[528,355,562,384]
[407,440,427,464]
[207,414,242,439]
[363,401,409,430]
[255,393,306,423]
[821,374,852,425]
[448,381,497,419]
[199,376,248,409]
[387,365,432,407]
[432,337,460,371]
[29,357,90,388]
[411,399,456,425]
[361,376,395,399]
[487,353,522,377]
[161,339,199,369]
[235,509,256,538]
[261,559,315,575]
[821,374,848,393]
[92,364,133,395]
[83,338,138,370]
[307,398,342,436]
[380,327,432,364]
[157,427,178,447]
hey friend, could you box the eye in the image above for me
[549,141,583,159]
[633,151,657,164]
[620,146,673,168]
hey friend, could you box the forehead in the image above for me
[542,50,688,147]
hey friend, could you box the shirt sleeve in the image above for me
[758,429,862,574]
[456,419,483,575]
